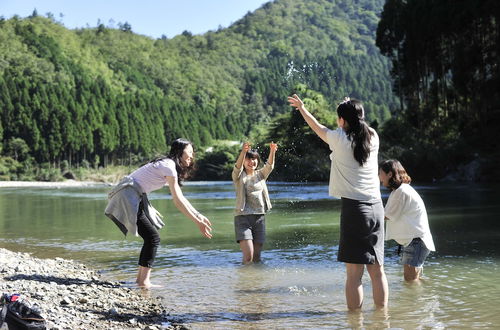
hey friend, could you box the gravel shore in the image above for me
[0,248,187,329]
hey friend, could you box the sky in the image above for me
[0,0,271,38]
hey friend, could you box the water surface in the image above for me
[1,182,499,328]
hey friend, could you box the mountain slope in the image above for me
[0,0,395,165]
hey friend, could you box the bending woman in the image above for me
[288,95,388,310]
[105,138,212,288]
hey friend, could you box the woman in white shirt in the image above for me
[379,159,435,282]
[105,138,212,288]
[288,94,388,310]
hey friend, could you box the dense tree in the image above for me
[262,84,337,181]
[376,0,500,180]
[1,0,394,171]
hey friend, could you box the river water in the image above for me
[1,182,499,328]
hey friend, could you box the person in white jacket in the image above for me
[379,159,435,282]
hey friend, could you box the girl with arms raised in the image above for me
[232,142,277,264]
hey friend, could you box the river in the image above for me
[1,182,499,328]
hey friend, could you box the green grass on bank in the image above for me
[0,156,134,183]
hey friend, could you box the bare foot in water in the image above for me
[136,281,163,289]
[136,266,162,289]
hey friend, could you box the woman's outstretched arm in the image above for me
[288,94,329,143]
[166,176,212,238]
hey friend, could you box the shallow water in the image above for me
[1,182,499,328]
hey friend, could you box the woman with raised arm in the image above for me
[105,138,212,289]
[288,94,388,310]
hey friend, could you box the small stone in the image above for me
[77,297,88,304]
[60,296,72,305]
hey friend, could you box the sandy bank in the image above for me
[0,248,186,329]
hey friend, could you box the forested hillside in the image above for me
[376,0,500,180]
[0,0,395,171]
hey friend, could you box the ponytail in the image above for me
[337,99,374,166]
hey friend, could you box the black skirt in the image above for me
[337,197,384,265]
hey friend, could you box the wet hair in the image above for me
[337,99,374,166]
[245,149,261,166]
[149,138,195,186]
[379,159,412,190]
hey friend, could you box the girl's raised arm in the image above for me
[288,94,329,143]
[268,142,278,166]
[235,142,251,169]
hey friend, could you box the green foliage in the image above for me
[259,85,336,181]
[0,0,395,181]
[6,138,29,161]
[35,163,63,182]
[193,144,240,180]
[376,0,500,180]
[0,156,22,180]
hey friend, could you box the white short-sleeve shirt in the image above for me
[130,158,177,193]
[384,183,435,250]
[326,128,381,201]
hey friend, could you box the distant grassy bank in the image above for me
[0,156,134,184]
[0,141,242,183]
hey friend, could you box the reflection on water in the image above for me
[1,182,500,328]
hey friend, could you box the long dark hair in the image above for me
[150,138,195,186]
[379,159,412,190]
[337,99,374,166]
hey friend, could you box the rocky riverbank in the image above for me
[0,248,187,329]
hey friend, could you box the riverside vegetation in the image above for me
[1,0,499,183]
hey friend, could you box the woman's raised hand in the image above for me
[270,141,278,152]
[287,94,304,111]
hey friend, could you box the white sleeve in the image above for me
[385,189,407,221]
[326,128,339,151]
[158,159,177,178]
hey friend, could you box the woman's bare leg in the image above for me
[403,264,421,282]
[366,262,389,308]
[345,263,365,310]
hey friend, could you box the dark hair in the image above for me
[379,159,412,190]
[150,138,195,186]
[245,149,261,166]
[337,99,374,166]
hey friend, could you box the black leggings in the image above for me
[137,201,161,268]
